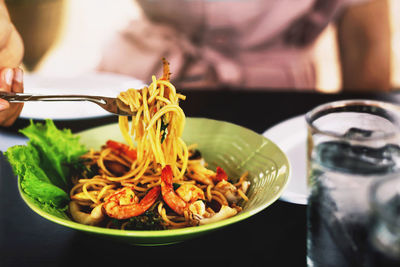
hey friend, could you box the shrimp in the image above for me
[160,165,205,215]
[186,162,229,185]
[176,183,205,203]
[161,165,240,224]
[186,160,215,185]
[106,140,137,160]
[103,186,160,220]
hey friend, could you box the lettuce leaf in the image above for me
[5,119,87,210]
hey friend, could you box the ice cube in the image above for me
[343,127,374,138]
[316,141,400,175]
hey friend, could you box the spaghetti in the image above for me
[69,60,250,229]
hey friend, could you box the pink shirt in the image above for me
[98,0,369,90]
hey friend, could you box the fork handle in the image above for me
[0,92,104,104]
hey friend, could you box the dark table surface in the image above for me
[1,89,399,267]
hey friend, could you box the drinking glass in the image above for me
[305,99,400,267]
[368,175,400,266]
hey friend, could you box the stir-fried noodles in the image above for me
[69,60,250,229]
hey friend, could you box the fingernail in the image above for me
[4,68,13,86]
[14,68,23,83]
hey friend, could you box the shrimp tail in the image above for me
[161,58,171,81]
[161,165,174,187]
[139,186,161,211]
[161,165,187,215]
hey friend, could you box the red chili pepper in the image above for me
[106,140,137,160]
[213,166,228,182]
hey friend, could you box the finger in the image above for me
[0,98,10,111]
[0,68,13,92]
[12,67,23,93]
[1,103,23,127]
[1,112,18,127]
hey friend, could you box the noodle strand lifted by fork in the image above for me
[117,68,186,179]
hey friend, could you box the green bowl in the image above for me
[18,118,290,246]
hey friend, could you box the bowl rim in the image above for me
[17,117,291,239]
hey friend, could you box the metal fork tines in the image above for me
[0,92,135,116]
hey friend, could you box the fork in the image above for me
[0,92,135,116]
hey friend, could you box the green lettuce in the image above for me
[5,119,87,211]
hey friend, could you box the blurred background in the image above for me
[5,0,400,93]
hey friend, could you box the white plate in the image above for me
[263,115,308,205]
[20,72,146,120]
[0,131,27,152]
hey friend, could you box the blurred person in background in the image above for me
[98,0,391,91]
[0,0,24,127]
